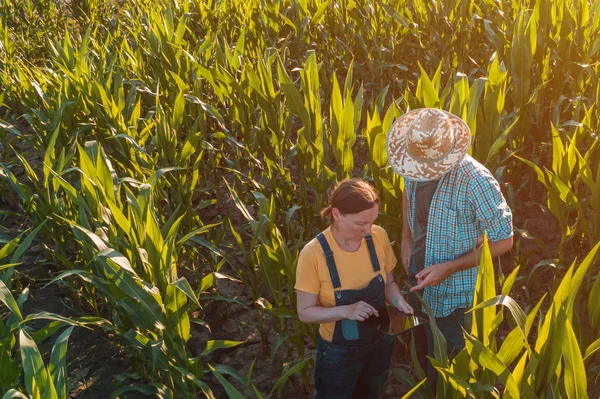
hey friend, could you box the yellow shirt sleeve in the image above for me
[374,225,397,274]
[295,245,320,294]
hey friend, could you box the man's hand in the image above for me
[401,235,413,274]
[410,262,454,292]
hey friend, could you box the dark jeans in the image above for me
[314,336,393,399]
[407,290,471,393]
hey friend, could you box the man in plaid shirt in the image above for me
[387,108,513,391]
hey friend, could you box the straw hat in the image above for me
[386,108,472,181]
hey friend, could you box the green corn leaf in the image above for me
[399,379,427,399]
[589,272,600,336]
[423,303,448,366]
[176,222,221,247]
[202,340,245,357]
[146,167,184,188]
[165,283,191,352]
[48,326,74,399]
[98,248,135,274]
[172,90,185,131]
[199,273,215,293]
[497,324,527,366]
[268,358,310,396]
[277,59,310,126]
[2,390,29,399]
[0,232,23,261]
[417,62,440,108]
[565,242,600,315]
[22,312,108,330]
[0,278,22,320]
[31,321,69,344]
[171,277,201,308]
[471,234,496,346]
[430,358,475,398]
[10,220,47,264]
[0,163,33,204]
[172,365,216,399]
[20,329,58,399]
[211,364,247,387]
[57,218,108,251]
[584,337,600,362]
[391,368,418,392]
[512,350,530,391]
[469,295,526,337]
[0,263,20,274]
[252,385,266,399]
[373,133,388,169]
[485,116,519,166]
[312,0,332,23]
[42,125,61,189]
[562,319,587,398]
[208,364,245,399]
[464,333,520,399]
[99,257,165,330]
[501,265,520,296]
[533,278,570,393]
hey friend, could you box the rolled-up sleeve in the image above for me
[469,174,513,242]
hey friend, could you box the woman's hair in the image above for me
[320,179,380,223]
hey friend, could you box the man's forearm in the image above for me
[402,190,411,239]
[446,236,513,274]
[410,236,514,292]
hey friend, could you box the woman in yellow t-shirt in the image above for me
[296,179,413,399]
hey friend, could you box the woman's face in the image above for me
[332,204,379,240]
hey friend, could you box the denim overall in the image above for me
[314,233,393,399]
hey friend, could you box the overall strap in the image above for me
[364,234,382,273]
[316,233,342,290]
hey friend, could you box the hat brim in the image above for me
[386,109,472,182]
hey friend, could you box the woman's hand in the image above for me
[392,295,414,315]
[345,301,379,321]
[385,272,414,315]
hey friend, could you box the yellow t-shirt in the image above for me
[294,225,397,342]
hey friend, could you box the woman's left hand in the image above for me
[393,296,414,315]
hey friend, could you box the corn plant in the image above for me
[515,112,600,259]
[2,0,600,396]
[0,233,110,398]
[395,236,600,398]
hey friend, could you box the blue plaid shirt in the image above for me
[405,155,513,317]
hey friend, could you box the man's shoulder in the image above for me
[454,155,495,183]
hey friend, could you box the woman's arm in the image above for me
[296,291,380,323]
[384,272,414,314]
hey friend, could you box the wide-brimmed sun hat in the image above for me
[386,108,472,182]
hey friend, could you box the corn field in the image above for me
[0,0,599,397]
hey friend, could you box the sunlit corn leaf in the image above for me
[48,326,74,399]
[19,329,58,399]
